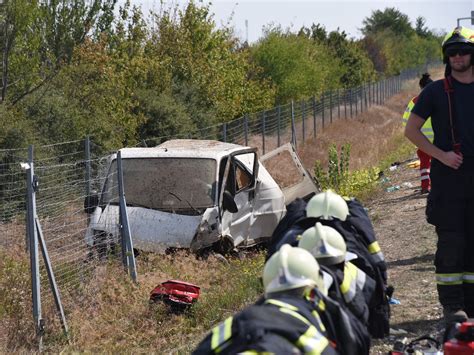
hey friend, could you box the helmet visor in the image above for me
[445,45,473,57]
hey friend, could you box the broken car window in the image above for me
[102,158,216,212]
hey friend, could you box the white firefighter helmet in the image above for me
[306,190,349,221]
[298,222,347,266]
[263,244,324,295]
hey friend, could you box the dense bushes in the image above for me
[0,1,443,148]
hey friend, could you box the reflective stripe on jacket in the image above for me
[194,295,337,355]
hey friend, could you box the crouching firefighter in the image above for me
[299,222,372,355]
[266,190,391,338]
[305,190,391,338]
[193,244,338,355]
[299,222,375,325]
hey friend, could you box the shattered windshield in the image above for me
[102,158,217,212]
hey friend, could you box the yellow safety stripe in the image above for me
[311,311,326,332]
[443,27,474,45]
[341,263,358,302]
[463,272,474,284]
[279,308,310,325]
[436,273,463,285]
[211,316,233,353]
[368,241,381,254]
[317,299,325,312]
[265,299,299,311]
[296,325,330,354]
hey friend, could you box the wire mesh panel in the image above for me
[29,140,122,331]
[0,147,28,250]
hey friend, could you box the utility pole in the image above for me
[245,19,248,44]
[456,11,474,27]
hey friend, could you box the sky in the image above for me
[128,0,474,43]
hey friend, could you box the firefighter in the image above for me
[305,190,391,339]
[299,222,375,325]
[402,73,434,194]
[193,244,338,354]
[404,26,474,325]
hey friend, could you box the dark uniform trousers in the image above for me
[427,158,474,316]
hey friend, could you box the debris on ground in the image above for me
[150,280,200,313]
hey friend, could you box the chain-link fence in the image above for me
[140,67,426,155]
[0,64,432,347]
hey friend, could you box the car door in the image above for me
[219,149,258,247]
[260,143,319,203]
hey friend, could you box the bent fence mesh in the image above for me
[0,65,428,341]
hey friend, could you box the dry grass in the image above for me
[0,66,447,353]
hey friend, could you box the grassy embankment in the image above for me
[0,68,444,353]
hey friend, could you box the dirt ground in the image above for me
[368,160,442,353]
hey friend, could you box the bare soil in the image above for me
[368,160,441,353]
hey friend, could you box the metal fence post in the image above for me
[85,136,91,225]
[312,96,317,138]
[261,112,266,155]
[368,82,372,106]
[35,218,69,340]
[321,94,325,129]
[364,84,368,111]
[379,80,381,104]
[277,106,281,147]
[117,151,137,282]
[349,88,353,118]
[337,89,341,119]
[355,87,358,116]
[244,115,248,146]
[222,123,227,143]
[26,145,43,346]
[329,91,333,123]
[291,100,296,149]
[301,100,305,144]
[344,89,347,119]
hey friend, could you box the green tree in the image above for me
[0,0,117,105]
[361,7,414,37]
[300,24,376,87]
[252,27,342,103]
[145,1,274,125]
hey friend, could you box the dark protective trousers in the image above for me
[426,159,474,316]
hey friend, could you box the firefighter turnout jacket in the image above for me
[193,294,338,355]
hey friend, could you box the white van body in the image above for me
[85,139,317,253]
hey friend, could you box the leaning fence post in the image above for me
[222,123,227,143]
[26,145,43,347]
[116,151,137,282]
[261,112,266,155]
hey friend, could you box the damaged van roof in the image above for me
[119,139,249,160]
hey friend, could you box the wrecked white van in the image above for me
[84,139,317,254]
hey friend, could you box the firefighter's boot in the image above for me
[443,304,468,327]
